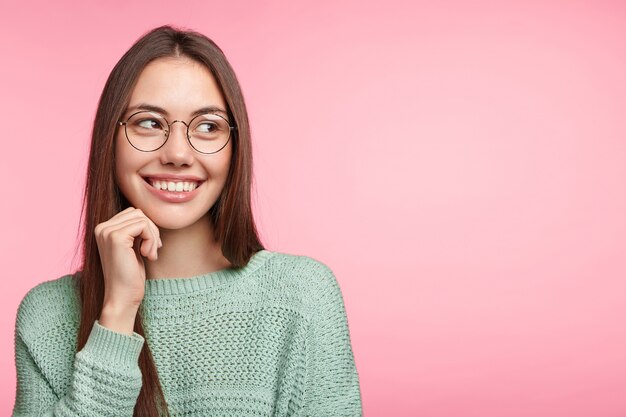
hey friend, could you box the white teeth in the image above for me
[148,179,200,192]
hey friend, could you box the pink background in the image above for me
[1,1,625,416]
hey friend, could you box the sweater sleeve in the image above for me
[300,266,363,417]
[12,320,145,417]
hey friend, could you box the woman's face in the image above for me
[115,57,233,230]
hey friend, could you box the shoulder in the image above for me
[15,273,80,342]
[264,250,344,306]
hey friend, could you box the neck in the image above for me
[144,215,232,280]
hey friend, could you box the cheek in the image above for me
[114,134,140,188]
[205,144,233,178]
[219,143,234,174]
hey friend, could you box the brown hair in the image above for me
[72,24,264,416]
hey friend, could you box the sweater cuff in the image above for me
[81,320,145,370]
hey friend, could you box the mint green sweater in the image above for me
[12,249,362,416]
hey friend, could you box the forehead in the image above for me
[126,57,227,116]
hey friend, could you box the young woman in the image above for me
[12,25,362,417]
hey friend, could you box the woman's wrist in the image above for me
[99,302,139,336]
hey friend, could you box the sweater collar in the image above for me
[143,249,274,296]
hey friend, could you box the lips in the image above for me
[141,173,205,182]
[142,177,202,190]
[141,173,206,191]
[142,176,204,203]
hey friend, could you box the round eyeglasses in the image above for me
[118,110,236,154]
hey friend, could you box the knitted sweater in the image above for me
[12,249,362,416]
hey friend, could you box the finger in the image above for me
[105,218,159,260]
[126,209,160,249]
[103,214,158,258]
[108,209,160,253]
[132,235,152,264]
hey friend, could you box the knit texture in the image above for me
[12,249,362,416]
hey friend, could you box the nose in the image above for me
[159,120,194,167]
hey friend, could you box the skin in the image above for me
[95,57,234,335]
[115,56,234,280]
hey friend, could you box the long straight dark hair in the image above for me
[73,25,264,416]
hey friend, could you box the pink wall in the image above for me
[1,1,625,415]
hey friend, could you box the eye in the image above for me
[135,118,163,130]
[196,121,218,133]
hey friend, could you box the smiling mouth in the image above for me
[142,177,204,192]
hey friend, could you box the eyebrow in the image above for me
[125,103,229,118]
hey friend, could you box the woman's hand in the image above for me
[94,207,162,334]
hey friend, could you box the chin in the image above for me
[150,208,214,231]
[151,215,201,231]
